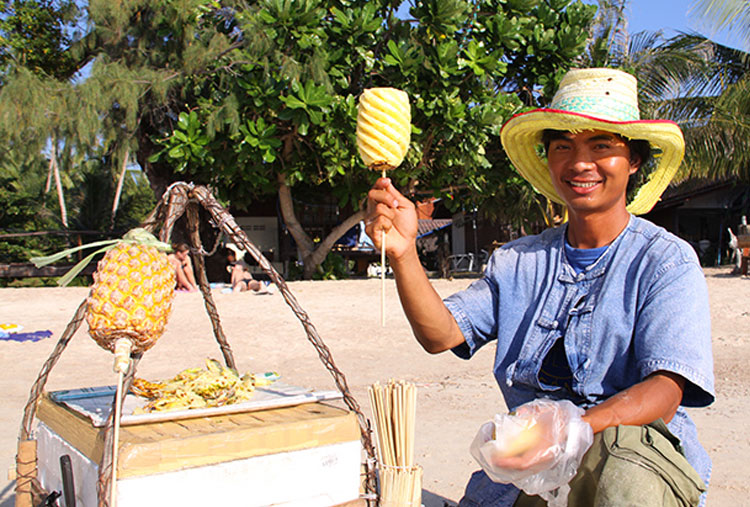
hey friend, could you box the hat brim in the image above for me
[500,109,685,215]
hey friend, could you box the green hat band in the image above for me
[553,96,639,122]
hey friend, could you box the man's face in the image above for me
[546,129,640,215]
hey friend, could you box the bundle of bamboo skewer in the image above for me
[368,380,422,507]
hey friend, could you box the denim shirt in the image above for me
[444,216,715,506]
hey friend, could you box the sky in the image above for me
[602,0,745,51]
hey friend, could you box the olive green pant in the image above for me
[514,420,706,507]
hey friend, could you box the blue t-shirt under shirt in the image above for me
[564,240,608,274]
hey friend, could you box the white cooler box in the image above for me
[36,392,363,506]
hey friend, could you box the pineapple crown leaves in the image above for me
[30,228,173,287]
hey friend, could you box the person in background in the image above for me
[168,243,199,292]
[365,68,713,506]
[226,248,264,293]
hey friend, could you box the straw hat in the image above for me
[500,68,685,215]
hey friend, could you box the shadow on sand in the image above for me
[0,481,14,507]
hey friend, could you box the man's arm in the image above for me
[582,371,686,433]
[366,178,465,353]
[391,244,466,353]
[491,371,686,471]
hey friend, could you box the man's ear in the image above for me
[628,153,642,175]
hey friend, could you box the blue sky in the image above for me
[598,0,745,50]
[593,0,696,35]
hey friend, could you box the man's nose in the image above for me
[570,148,596,170]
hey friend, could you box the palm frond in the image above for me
[577,0,630,67]
[690,0,750,51]
[681,74,750,180]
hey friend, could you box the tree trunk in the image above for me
[110,150,129,230]
[301,211,365,279]
[50,140,68,228]
[44,159,53,194]
[276,173,365,279]
[277,173,315,259]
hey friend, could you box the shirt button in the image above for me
[506,378,513,387]
[552,320,559,328]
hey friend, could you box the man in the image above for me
[365,68,713,506]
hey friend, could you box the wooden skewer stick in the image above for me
[111,370,124,507]
[381,167,387,327]
[111,338,132,507]
[369,380,421,505]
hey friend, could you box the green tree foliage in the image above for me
[147,0,595,277]
[67,158,157,232]
[76,0,246,193]
[0,0,595,278]
[0,2,161,265]
[0,0,86,233]
[0,0,80,79]
[0,176,65,262]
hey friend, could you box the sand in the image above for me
[0,267,748,506]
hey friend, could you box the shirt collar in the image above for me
[558,215,634,283]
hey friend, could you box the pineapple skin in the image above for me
[86,243,176,353]
[356,87,411,170]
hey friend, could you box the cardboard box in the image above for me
[36,393,362,506]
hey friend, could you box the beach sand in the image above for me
[1,267,748,505]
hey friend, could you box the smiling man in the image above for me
[365,68,714,506]
[546,130,637,213]
[542,128,644,247]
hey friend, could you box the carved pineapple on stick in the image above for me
[356,88,411,326]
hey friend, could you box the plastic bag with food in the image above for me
[469,398,593,507]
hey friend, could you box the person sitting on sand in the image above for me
[365,68,714,506]
[168,243,199,292]
[227,249,263,293]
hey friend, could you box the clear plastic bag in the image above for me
[470,399,594,507]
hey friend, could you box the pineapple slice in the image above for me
[86,242,176,354]
[132,359,276,412]
[490,419,544,460]
[356,87,411,171]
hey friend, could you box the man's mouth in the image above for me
[569,181,600,188]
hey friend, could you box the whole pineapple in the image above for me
[86,231,176,354]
